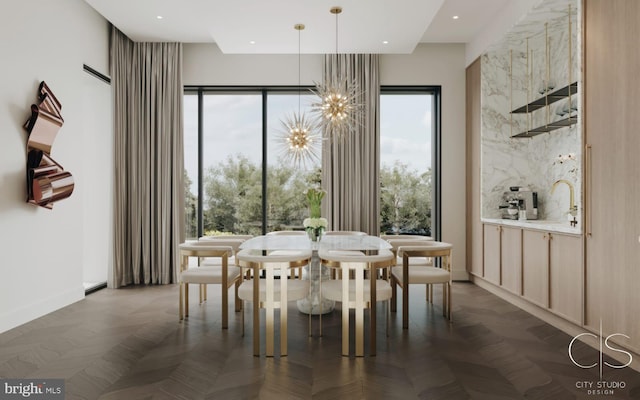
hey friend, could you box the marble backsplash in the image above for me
[480,0,581,226]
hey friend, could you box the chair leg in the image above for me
[390,276,397,312]
[402,278,409,329]
[199,284,203,304]
[447,282,452,321]
[442,283,446,318]
[235,279,242,312]
[179,282,184,321]
[386,299,390,337]
[241,301,245,337]
[185,284,190,318]
[222,284,228,330]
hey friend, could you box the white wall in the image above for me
[184,43,469,280]
[381,44,468,280]
[0,0,110,333]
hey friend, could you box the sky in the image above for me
[184,92,433,194]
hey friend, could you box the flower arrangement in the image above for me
[303,187,327,241]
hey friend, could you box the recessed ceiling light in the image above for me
[452,15,459,20]
[382,40,389,44]
[156,15,163,20]
[249,40,256,45]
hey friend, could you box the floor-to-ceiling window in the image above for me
[380,87,438,237]
[183,87,320,239]
[184,86,439,240]
[266,92,320,232]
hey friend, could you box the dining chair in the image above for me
[266,230,306,279]
[323,230,367,279]
[196,236,249,303]
[382,235,433,267]
[324,230,367,236]
[389,241,453,328]
[319,248,395,357]
[178,240,245,329]
[236,248,312,357]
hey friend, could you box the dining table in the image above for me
[239,234,393,314]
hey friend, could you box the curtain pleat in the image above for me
[321,54,380,235]
[111,27,184,287]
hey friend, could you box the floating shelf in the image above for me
[511,82,578,114]
[511,115,578,138]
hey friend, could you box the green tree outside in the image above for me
[185,158,431,237]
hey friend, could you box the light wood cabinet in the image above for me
[522,230,549,308]
[549,233,583,324]
[500,226,522,295]
[481,224,522,292]
[584,0,640,350]
[483,224,501,285]
[466,58,483,277]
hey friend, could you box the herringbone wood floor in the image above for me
[1,282,639,399]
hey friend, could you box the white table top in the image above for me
[240,234,392,251]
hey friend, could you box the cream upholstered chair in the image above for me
[178,240,245,329]
[196,236,249,303]
[390,241,453,328]
[319,248,395,357]
[324,230,367,236]
[236,248,312,357]
[380,234,433,241]
[382,235,433,267]
[265,230,306,279]
[323,230,367,280]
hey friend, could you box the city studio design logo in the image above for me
[568,320,632,397]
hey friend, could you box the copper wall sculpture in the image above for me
[24,81,74,209]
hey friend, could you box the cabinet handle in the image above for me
[586,144,592,237]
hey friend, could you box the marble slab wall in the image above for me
[481,0,581,225]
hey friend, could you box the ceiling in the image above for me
[83,0,511,54]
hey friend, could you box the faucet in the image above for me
[551,179,577,226]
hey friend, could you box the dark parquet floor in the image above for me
[1,282,639,399]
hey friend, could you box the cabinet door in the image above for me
[466,59,483,277]
[549,233,583,324]
[522,230,549,307]
[585,0,640,347]
[501,227,522,295]
[483,224,501,285]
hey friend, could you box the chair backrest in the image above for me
[266,230,306,236]
[318,248,395,270]
[385,238,434,250]
[200,234,253,241]
[236,248,312,268]
[396,241,453,270]
[380,234,433,241]
[324,231,367,236]
[178,242,236,271]
[197,237,246,253]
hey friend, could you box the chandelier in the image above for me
[276,23,320,166]
[311,6,362,140]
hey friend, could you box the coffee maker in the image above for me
[500,189,538,220]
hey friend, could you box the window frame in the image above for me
[184,85,441,240]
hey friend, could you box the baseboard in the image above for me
[452,269,470,281]
[0,286,84,334]
[471,276,640,373]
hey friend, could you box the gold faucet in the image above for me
[551,179,577,224]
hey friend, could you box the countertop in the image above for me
[481,218,582,235]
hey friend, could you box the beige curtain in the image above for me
[321,54,380,235]
[110,26,185,287]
